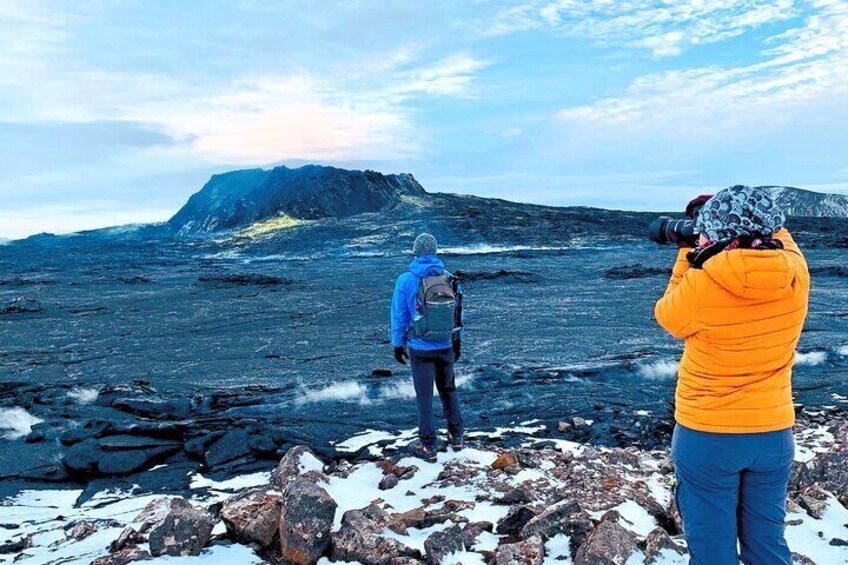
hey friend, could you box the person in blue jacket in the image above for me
[391,233,464,461]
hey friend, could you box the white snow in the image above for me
[637,360,679,378]
[0,407,42,440]
[298,451,325,474]
[544,533,573,564]
[67,387,100,404]
[795,350,827,366]
[608,499,657,537]
[145,543,265,564]
[188,471,270,493]
[785,494,848,564]
[794,426,836,463]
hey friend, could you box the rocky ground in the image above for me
[1,416,846,565]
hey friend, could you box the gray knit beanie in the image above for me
[412,233,438,256]
[696,185,785,242]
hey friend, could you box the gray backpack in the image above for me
[412,274,457,341]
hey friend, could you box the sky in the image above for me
[1,0,847,239]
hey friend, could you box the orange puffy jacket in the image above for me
[655,229,810,433]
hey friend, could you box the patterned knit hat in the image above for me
[412,233,438,256]
[696,185,785,242]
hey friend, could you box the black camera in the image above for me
[648,216,699,247]
[648,194,711,247]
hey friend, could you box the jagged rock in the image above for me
[791,552,817,565]
[331,503,419,564]
[220,485,282,547]
[272,445,326,489]
[248,432,277,455]
[97,445,180,476]
[794,437,848,503]
[183,431,225,459]
[495,535,545,565]
[521,499,592,553]
[643,527,686,563]
[393,506,427,529]
[148,498,214,557]
[1,297,43,314]
[63,439,105,475]
[492,452,518,471]
[796,484,830,519]
[91,547,151,565]
[133,498,172,533]
[424,525,463,564]
[496,505,536,536]
[573,514,638,565]
[109,526,145,552]
[112,397,192,420]
[380,474,400,490]
[496,486,532,505]
[461,521,494,550]
[67,520,97,540]
[279,478,337,564]
[204,429,253,467]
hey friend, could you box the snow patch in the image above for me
[795,350,827,366]
[794,426,836,463]
[544,533,573,564]
[146,543,265,564]
[67,387,100,404]
[0,407,42,440]
[298,451,325,474]
[189,471,270,492]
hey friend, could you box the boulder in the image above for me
[379,474,400,491]
[109,526,145,552]
[492,452,519,471]
[133,498,172,533]
[331,503,419,564]
[63,439,105,475]
[495,535,545,565]
[424,525,464,564]
[461,521,494,550]
[796,484,830,519]
[279,478,337,564]
[272,445,326,489]
[520,499,593,553]
[496,505,536,536]
[643,527,686,564]
[221,485,282,547]
[67,521,98,540]
[97,445,179,476]
[148,498,214,557]
[795,440,848,504]
[573,514,638,565]
[204,429,254,467]
[91,547,151,565]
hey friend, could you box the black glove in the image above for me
[394,346,409,365]
[453,340,461,361]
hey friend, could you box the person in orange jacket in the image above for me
[655,185,809,565]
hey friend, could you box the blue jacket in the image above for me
[390,255,459,351]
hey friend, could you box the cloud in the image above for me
[556,1,848,139]
[478,0,800,57]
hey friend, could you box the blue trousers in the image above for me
[671,425,794,565]
[409,347,464,448]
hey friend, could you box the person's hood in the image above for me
[409,255,445,278]
[702,248,798,300]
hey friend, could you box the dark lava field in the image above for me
[1,184,847,499]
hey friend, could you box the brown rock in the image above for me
[272,445,326,490]
[496,505,537,536]
[91,547,151,565]
[461,521,494,550]
[279,478,337,565]
[573,514,638,565]
[495,535,545,565]
[521,499,592,554]
[424,525,464,564]
[331,503,419,564]
[109,526,145,552]
[380,474,400,491]
[148,498,214,557]
[68,520,97,540]
[221,485,282,547]
[492,452,519,471]
[643,527,686,563]
[133,498,172,533]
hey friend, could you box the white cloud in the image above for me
[479,0,800,57]
[556,1,848,139]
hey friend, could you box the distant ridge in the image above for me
[169,164,426,235]
[763,186,848,218]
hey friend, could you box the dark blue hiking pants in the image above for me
[410,347,463,448]
[671,424,794,565]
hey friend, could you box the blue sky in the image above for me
[1,0,847,238]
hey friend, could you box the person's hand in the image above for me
[394,346,409,365]
[453,340,461,361]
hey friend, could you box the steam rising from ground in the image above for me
[637,360,679,378]
[796,350,827,366]
[0,407,42,440]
